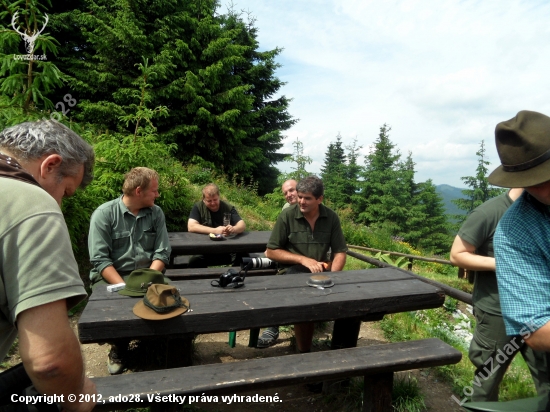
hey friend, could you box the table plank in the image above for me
[88,268,416,301]
[79,269,444,343]
[168,231,271,255]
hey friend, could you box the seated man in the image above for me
[257,178,299,348]
[187,183,246,267]
[266,176,347,353]
[88,167,171,374]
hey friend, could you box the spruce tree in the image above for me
[321,134,347,208]
[48,0,294,193]
[452,140,504,223]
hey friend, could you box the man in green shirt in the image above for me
[266,176,347,353]
[0,119,96,411]
[88,167,171,374]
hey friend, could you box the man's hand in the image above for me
[299,256,325,273]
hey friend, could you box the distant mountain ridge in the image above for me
[436,184,467,218]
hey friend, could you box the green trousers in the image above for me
[469,307,550,402]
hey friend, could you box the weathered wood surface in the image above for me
[168,230,271,255]
[79,268,445,343]
[91,338,461,411]
[165,267,277,281]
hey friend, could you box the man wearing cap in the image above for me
[0,120,96,411]
[187,183,246,267]
[88,166,171,374]
[450,187,550,401]
[266,176,347,353]
[489,111,550,396]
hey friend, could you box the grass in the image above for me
[392,374,427,412]
[379,307,538,402]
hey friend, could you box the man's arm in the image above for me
[331,252,346,272]
[449,235,496,271]
[266,248,325,273]
[88,209,119,281]
[17,300,96,412]
[188,218,225,234]
[150,208,171,271]
[524,321,550,351]
[100,265,124,284]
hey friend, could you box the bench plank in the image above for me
[92,338,461,411]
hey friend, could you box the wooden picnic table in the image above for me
[78,267,445,366]
[168,230,271,256]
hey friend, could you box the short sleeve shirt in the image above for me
[88,196,172,283]
[267,203,347,268]
[457,192,512,315]
[0,178,87,360]
[494,192,550,336]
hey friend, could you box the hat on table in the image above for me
[488,110,550,188]
[118,268,168,297]
[133,284,190,320]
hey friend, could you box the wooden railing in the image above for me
[346,245,472,305]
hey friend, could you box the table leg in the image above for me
[165,335,194,367]
[248,328,260,347]
[331,318,362,349]
[228,331,236,348]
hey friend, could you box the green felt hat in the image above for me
[489,110,550,188]
[118,268,168,297]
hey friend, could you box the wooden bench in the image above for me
[91,338,461,412]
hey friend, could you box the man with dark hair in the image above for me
[88,166,171,374]
[451,187,550,401]
[266,176,347,353]
[0,119,96,411]
[187,183,246,267]
[491,110,550,356]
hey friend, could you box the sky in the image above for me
[221,0,550,188]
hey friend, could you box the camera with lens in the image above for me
[211,268,244,288]
[241,257,277,271]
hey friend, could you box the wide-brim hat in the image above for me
[119,268,168,297]
[488,110,550,188]
[133,284,190,320]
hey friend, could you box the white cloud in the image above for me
[227,0,550,187]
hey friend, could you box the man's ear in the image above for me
[135,186,142,196]
[39,154,62,178]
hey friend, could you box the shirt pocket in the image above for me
[142,228,157,251]
[112,230,131,260]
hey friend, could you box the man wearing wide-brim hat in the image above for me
[491,110,550,355]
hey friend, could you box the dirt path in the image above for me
[75,318,464,412]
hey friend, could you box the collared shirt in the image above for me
[494,192,550,335]
[88,196,171,283]
[457,192,512,315]
[267,203,347,268]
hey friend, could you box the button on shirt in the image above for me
[494,192,550,336]
[88,196,171,283]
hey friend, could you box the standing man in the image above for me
[257,178,299,348]
[88,166,171,374]
[187,183,246,267]
[491,110,550,354]
[450,188,550,401]
[282,179,297,209]
[266,176,348,353]
[0,119,96,411]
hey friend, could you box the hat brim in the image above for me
[132,297,190,320]
[488,161,550,188]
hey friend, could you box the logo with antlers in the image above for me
[11,11,49,55]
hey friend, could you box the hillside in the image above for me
[436,184,466,218]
